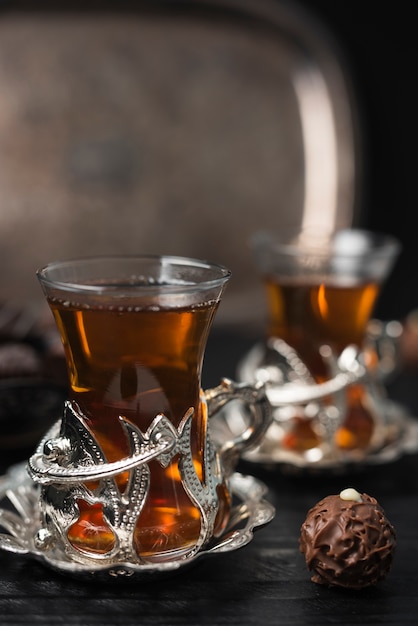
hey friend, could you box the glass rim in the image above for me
[36,254,232,296]
[252,228,401,259]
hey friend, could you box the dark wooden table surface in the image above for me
[1,329,418,626]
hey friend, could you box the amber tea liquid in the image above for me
[265,277,379,376]
[264,276,380,450]
[48,295,227,560]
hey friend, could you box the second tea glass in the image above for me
[239,229,402,467]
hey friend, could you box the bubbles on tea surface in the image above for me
[47,288,221,316]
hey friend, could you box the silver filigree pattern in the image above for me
[0,463,275,580]
[0,378,274,578]
[232,327,418,472]
[26,400,224,567]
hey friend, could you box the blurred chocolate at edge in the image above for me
[0,302,67,453]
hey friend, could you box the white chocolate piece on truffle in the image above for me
[340,488,362,502]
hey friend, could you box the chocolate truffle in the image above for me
[0,303,68,451]
[299,488,396,589]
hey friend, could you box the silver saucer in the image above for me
[0,463,275,581]
[224,328,418,474]
[211,399,418,474]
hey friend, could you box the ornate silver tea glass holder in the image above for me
[0,463,273,581]
[0,380,275,581]
[212,320,418,473]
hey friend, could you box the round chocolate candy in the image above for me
[299,488,396,589]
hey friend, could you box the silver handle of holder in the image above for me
[205,378,272,476]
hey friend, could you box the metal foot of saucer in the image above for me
[0,463,275,581]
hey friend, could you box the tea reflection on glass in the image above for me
[248,229,401,460]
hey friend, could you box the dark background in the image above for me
[295,0,417,322]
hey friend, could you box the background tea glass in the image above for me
[241,229,401,464]
[30,255,272,574]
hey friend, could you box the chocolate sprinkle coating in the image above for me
[299,492,397,589]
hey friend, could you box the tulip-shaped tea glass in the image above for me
[17,255,273,579]
[238,229,404,469]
